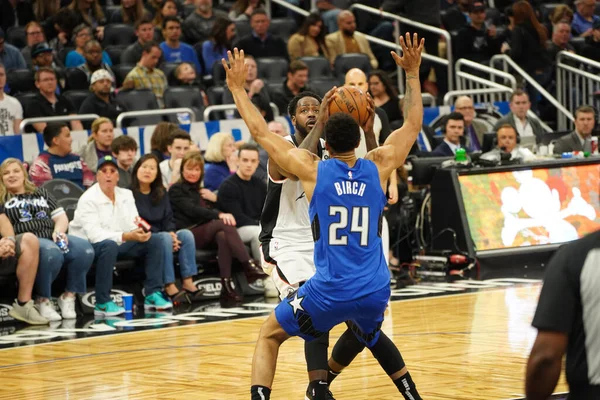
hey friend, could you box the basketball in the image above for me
[328,86,369,126]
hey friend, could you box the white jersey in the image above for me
[259,135,324,254]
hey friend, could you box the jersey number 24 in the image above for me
[329,206,369,246]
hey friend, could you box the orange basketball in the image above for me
[328,86,369,126]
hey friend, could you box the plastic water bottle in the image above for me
[455,148,467,162]
[55,233,69,254]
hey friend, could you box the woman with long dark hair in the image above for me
[152,0,179,41]
[130,154,204,302]
[169,152,267,302]
[368,70,402,124]
[228,0,265,21]
[202,17,236,74]
[287,12,329,61]
[503,0,550,111]
[110,0,150,25]
[68,0,106,39]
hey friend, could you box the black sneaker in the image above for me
[304,386,335,400]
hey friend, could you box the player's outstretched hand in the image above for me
[362,92,375,133]
[316,86,337,123]
[391,33,424,74]
[222,48,247,91]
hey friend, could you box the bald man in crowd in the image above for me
[325,11,378,69]
[454,95,488,151]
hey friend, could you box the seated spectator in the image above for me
[203,132,237,191]
[159,130,191,187]
[0,0,34,34]
[171,62,210,105]
[112,135,138,189]
[581,19,600,60]
[110,0,150,25]
[0,212,47,325]
[481,124,536,162]
[33,1,61,26]
[443,0,472,32]
[316,0,342,34]
[79,70,127,128]
[217,143,266,261]
[31,43,64,71]
[270,60,312,115]
[573,0,600,37]
[456,2,502,63]
[29,123,95,189]
[149,122,179,163]
[548,22,576,62]
[548,4,574,34]
[492,90,545,143]
[325,11,378,69]
[131,154,204,302]
[431,112,465,156]
[183,0,228,45]
[287,13,330,61]
[0,64,23,136]
[160,16,202,74]
[48,8,78,56]
[68,0,106,36]
[122,17,156,66]
[152,0,179,42]
[70,155,172,316]
[454,96,487,151]
[24,68,83,133]
[169,151,267,302]
[222,54,270,115]
[0,158,94,321]
[65,25,112,68]
[0,28,27,70]
[78,40,115,84]
[79,117,115,173]
[229,0,264,21]
[202,17,235,74]
[553,105,596,154]
[122,41,168,108]
[368,70,402,125]
[234,10,288,61]
[22,22,52,67]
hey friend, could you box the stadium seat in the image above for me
[6,69,35,95]
[164,86,205,121]
[14,92,38,114]
[116,89,162,127]
[569,37,586,52]
[183,3,196,17]
[206,86,225,105]
[6,26,26,49]
[58,46,75,64]
[104,45,126,65]
[212,60,227,85]
[539,3,561,24]
[103,24,137,47]
[113,64,135,87]
[234,21,252,40]
[65,68,89,91]
[269,18,298,42]
[63,90,91,111]
[161,62,180,82]
[309,78,338,98]
[333,53,372,77]
[40,179,85,202]
[298,56,333,78]
[256,57,289,84]
[103,6,122,22]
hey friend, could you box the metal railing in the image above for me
[203,103,281,121]
[116,108,195,129]
[490,54,574,130]
[19,114,100,134]
[556,51,600,130]
[442,87,513,106]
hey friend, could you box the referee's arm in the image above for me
[526,331,567,400]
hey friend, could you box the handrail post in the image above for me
[393,20,404,94]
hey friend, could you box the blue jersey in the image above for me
[308,158,390,300]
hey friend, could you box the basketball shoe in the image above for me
[305,382,335,400]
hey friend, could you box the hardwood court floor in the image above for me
[0,285,567,400]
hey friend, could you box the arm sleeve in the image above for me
[287,35,302,60]
[532,245,577,333]
[41,190,65,218]
[169,184,220,223]
[29,157,53,187]
[217,180,256,226]
[14,99,23,119]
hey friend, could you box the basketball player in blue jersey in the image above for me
[224,33,425,400]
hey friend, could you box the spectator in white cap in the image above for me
[79,69,127,129]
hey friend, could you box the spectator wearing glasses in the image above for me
[454,96,487,152]
[78,40,115,85]
[573,0,600,37]
[0,28,27,70]
[65,24,113,68]
[22,22,50,68]
[31,43,64,70]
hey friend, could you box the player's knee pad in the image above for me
[331,328,366,367]
[305,332,330,371]
[370,332,405,376]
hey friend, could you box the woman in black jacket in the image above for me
[504,1,551,112]
[169,151,267,302]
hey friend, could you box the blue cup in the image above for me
[122,294,134,312]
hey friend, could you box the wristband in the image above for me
[6,236,15,243]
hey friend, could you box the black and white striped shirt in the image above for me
[1,189,64,240]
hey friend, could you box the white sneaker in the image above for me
[37,299,62,322]
[264,277,278,298]
[57,295,77,319]
[8,300,49,325]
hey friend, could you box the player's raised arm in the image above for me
[223,49,318,183]
[367,33,424,179]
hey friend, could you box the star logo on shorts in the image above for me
[289,292,305,316]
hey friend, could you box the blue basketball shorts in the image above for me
[274,279,391,348]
